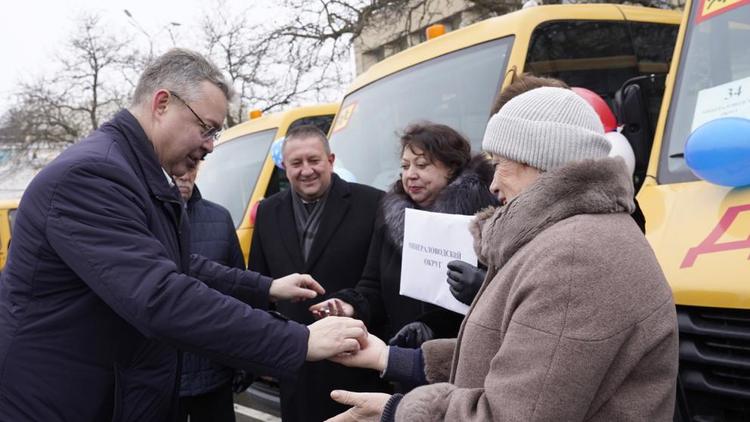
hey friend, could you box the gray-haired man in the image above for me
[0,49,367,422]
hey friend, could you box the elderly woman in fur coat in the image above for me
[310,122,498,348]
[325,87,678,422]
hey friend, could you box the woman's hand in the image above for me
[446,260,486,305]
[330,332,389,372]
[325,391,391,422]
[309,298,355,319]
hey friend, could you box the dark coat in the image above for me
[249,174,386,422]
[0,110,309,422]
[336,155,499,340]
[180,186,245,397]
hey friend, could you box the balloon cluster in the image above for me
[572,87,635,176]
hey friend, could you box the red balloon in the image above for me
[571,87,618,132]
[250,200,260,225]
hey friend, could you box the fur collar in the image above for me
[382,155,498,250]
[470,158,635,268]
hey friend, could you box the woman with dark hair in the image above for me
[310,122,497,349]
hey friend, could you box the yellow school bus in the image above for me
[328,4,681,189]
[638,0,750,419]
[0,199,19,271]
[197,104,337,260]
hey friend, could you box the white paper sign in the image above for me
[692,75,750,131]
[399,208,476,315]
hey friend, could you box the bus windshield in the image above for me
[659,4,750,183]
[198,128,277,227]
[328,37,512,190]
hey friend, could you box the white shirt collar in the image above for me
[162,168,175,187]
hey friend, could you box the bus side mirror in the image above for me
[685,117,750,187]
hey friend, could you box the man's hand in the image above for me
[309,298,355,319]
[388,321,433,348]
[307,317,367,361]
[330,332,388,372]
[325,391,391,422]
[269,273,324,302]
[446,260,486,305]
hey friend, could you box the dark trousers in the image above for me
[178,382,236,422]
[281,360,390,422]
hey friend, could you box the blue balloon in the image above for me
[685,117,750,187]
[271,137,285,169]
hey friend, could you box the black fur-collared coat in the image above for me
[336,155,498,341]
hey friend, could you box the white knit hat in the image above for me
[482,87,611,171]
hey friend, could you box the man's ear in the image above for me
[152,89,170,116]
[328,153,336,166]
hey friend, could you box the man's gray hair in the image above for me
[131,48,234,106]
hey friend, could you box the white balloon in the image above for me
[334,166,357,183]
[606,131,635,176]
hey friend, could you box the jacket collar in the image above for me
[104,109,181,203]
[382,154,498,250]
[275,173,351,270]
[470,158,635,269]
[100,109,188,268]
[304,174,351,270]
[187,185,203,206]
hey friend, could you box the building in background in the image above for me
[353,0,520,74]
[352,0,684,75]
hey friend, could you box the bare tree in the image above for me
[0,86,81,176]
[268,1,421,45]
[59,14,137,130]
[263,0,422,66]
[0,13,138,177]
[200,1,350,126]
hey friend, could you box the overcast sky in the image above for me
[0,0,276,113]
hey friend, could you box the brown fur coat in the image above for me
[395,158,678,422]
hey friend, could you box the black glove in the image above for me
[232,369,256,394]
[446,260,486,305]
[388,321,434,348]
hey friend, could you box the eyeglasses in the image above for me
[169,91,222,141]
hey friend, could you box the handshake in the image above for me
[304,260,486,352]
[273,259,486,362]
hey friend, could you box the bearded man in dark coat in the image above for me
[249,125,387,422]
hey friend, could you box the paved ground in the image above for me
[234,403,280,422]
[233,387,281,422]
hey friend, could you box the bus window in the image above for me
[199,128,276,228]
[526,20,677,108]
[659,5,750,184]
[289,115,334,134]
[329,37,512,190]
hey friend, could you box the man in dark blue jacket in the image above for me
[0,48,368,422]
[175,164,244,422]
